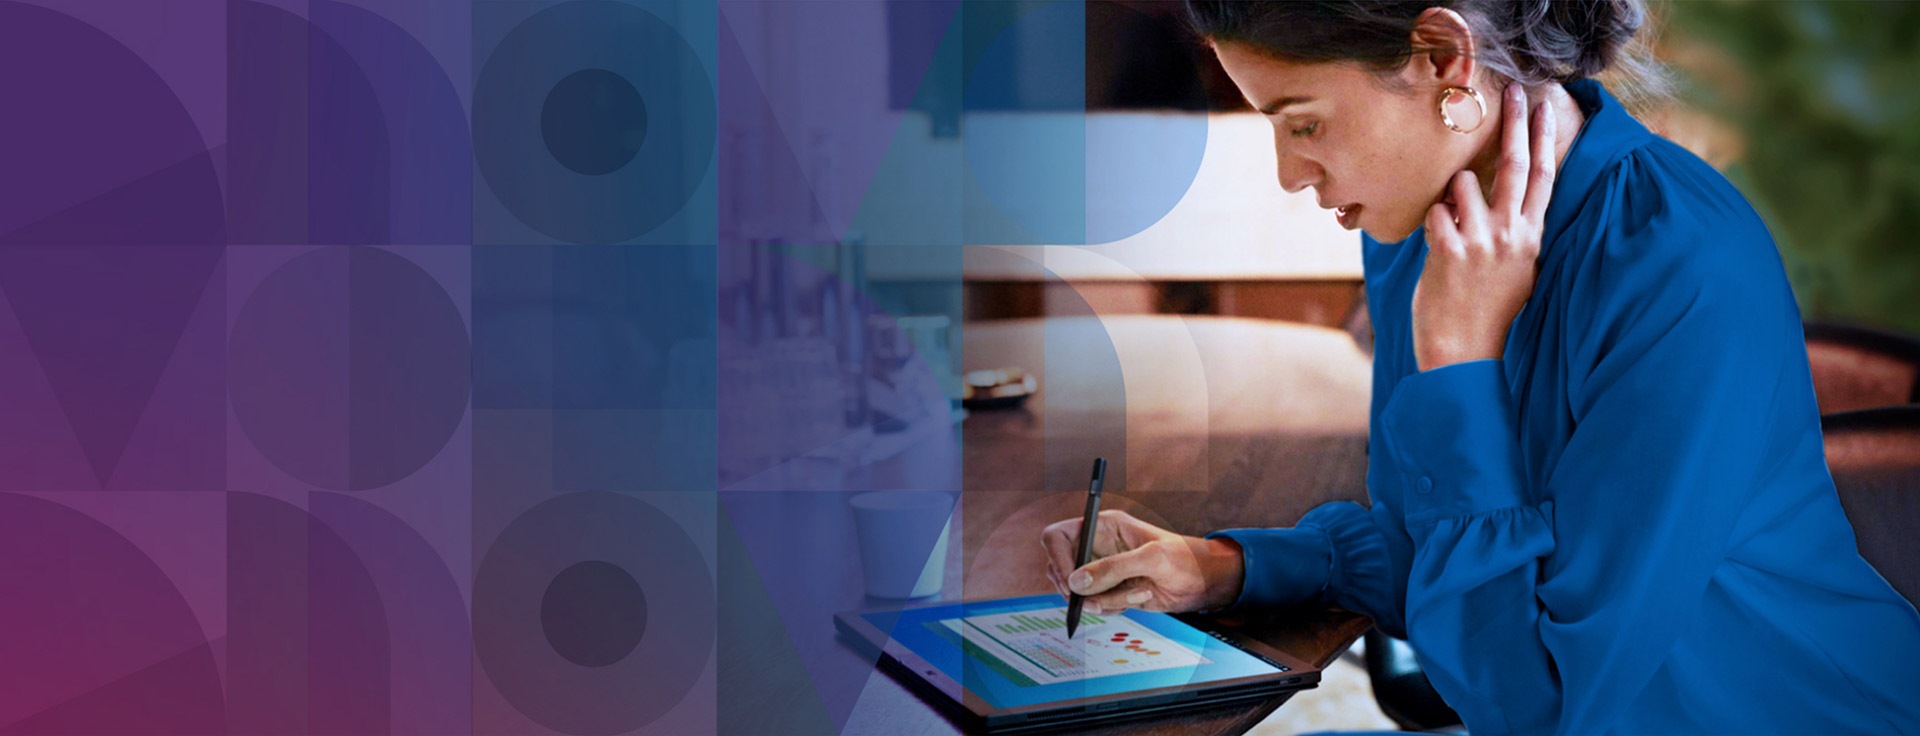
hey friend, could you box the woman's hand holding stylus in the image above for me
[1041,510,1245,615]
[1413,83,1561,372]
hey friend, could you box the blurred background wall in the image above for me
[943,0,1920,336]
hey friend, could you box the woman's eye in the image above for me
[1289,121,1319,139]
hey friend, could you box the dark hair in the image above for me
[1184,0,1668,108]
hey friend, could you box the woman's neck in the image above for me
[1464,83,1586,204]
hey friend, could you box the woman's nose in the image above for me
[1272,141,1318,194]
[1275,154,1318,195]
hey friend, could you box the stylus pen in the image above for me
[1065,457,1107,639]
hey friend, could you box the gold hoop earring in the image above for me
[1437,86,1486,134]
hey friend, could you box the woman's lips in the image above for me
[1335,204,1362,230]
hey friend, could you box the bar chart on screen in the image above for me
[934,607,1212,686]
[992,611,1099,635]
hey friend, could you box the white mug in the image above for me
[849,491,954,599]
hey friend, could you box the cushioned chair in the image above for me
[1364,628,1462,731]
[1821,404,1920,605]
[1804,322,1920,416]
[1343,286,1375,358]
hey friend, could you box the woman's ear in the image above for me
[1407,7,1478,88]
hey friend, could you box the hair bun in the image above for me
[1513,0,1648,81]
[1183,0,1669,110]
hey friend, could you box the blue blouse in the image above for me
[1208,79,1920,733]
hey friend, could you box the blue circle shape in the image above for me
[542,69,649,176]
[542,560,650,667]
[473,1,716,243]
[474,492,715,734]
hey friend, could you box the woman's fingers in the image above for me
[1084,578,1155,616]
[1522,96,1559,225]
[1068,542,1163,598]
[1450,170,1491,249]
[1413,86,1555,372]
[1040,510,1192,610]
[1491,83,1531,219]
[1039,521,1084,593]
[1426,200,1461,256]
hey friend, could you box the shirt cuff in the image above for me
[1298,501,1399,630]
[1202,526,1332,613]
[1381,359,1529,529]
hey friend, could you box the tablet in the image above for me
[835,594,1319,733]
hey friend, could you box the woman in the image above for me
[1040,1,1920,732]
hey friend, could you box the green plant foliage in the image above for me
[1665,0,1920,332]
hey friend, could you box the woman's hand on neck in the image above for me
[1463,83,1584,204]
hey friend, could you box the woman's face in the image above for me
[1211,41,1485,242]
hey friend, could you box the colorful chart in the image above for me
[991,611,1105,635]
[934,607,1210,686]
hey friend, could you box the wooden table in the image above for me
[722,316,1378,735]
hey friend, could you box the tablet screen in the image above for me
[861,594,1287,710]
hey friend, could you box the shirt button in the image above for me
[1416,477,1433,495]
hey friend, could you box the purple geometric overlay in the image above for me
[0,0,1156,733]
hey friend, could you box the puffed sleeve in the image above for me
[1204,501,1397,622]
[1375,162,1802,733]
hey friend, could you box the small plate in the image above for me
[961,367,1037,411]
